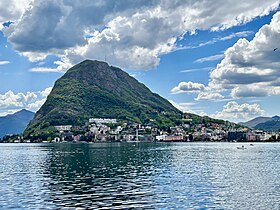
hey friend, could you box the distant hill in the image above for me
[24,60,183,137]
[0,109,35,138]
[271,115,280,121]
[239,117,271,128]
[240,115,280,131]
[184,113,231,125]
[255,121,280,131]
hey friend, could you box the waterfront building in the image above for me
[164,135,185,142]
[228,131,247,141]
[156,135,166,141]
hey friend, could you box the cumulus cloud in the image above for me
[0,90,37,110]
[2,0,280,70]
[231,86,269,98]
[209,11,280,98]
[211,101,265,121]
[0,87,52,115]
[26,98,47,111]
[195,92,225,101]
[171,81,206,93]
[39,87,52,97]
[0,0,31,28]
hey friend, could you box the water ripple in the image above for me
[0,142,279,209]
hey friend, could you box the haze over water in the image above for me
[0,142,279,209]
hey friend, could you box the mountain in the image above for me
[24,60,183,137]
[239,117,271,128]
[0,109,35,138]
[240,115,280,131]
[271,115,280,121]
[254,116,280,131]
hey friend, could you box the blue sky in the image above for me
[0,1,279,122]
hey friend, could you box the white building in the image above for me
[90,126,99,134]
[89,118,117,124]
[110,126,123,134]
[156,135,166,141]
[55,125,72,131]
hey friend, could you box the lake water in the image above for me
[0,142,279,209]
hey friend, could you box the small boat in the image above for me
[250,144,254,146]
[237,145,246,149]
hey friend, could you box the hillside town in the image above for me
[1,118,279,143]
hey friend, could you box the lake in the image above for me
[0,142,279,209]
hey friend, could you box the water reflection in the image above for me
[0,143,279,209]
[46,143,172,209]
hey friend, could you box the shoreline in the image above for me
[1,140,280,144]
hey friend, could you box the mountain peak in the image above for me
[64,60,135,95]
[0,109,35,138]
[73,59,110,71]
[24,61,182,137]
[241,115,280,131]
[272,115,280,120]
[18,109,32,113]
[239,116,271,128]
[79,59,108,65]
[14,109,34,116]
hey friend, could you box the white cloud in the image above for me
[211,101,265,121]
[181,67,213,73]
[0,109,21,117]
[39,87,52,97]
[0,60,10,65]
[209,11,280,98]
[63,10,177,70]
[218,31,254,41]
[231,86,268,98]
[171,81,205,94]
[184,31,253,49]
[169,100,207,116]
[0,0,31,27]
[0,87,52,115]
[195,92,225,101]
[30,67,60,73]
[169,100,195,113]
[194,54,224,63]
[26,98,46,112]
[0,90,37,110]
[2,0,280,70]
[30,57,72,73]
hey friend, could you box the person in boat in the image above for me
[237,145,246,149]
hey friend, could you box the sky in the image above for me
[0,0,280,122]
